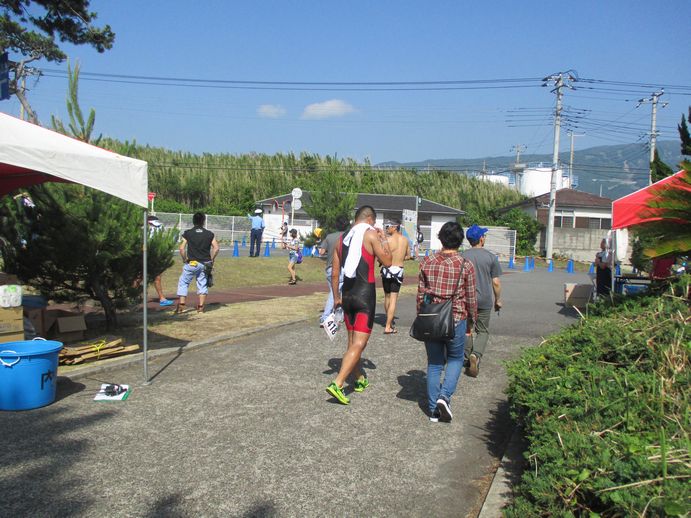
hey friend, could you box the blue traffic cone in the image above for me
[425,249,429,257]
[233,241,239,257]
[264,242,270,257]
[272,238,276,249]
[548,259,554,272]
[530,257,535,271]
[523,258,530,272]
[566,259,575,273]
[508,256,515,269]
[304,246,311,257]
[589,262,595,274]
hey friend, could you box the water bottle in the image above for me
[334,304,344,323]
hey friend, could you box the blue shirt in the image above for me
[248,215,265,230]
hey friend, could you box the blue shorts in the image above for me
[177,262,209,296]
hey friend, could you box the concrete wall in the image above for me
[538,228,610,262]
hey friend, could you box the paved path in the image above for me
[0,268,591,517]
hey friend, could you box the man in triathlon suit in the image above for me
[326,205,392,405]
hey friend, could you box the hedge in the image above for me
[505,277,690,517]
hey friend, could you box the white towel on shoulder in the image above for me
[342,223,374,278]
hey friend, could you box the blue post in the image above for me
[425,249,429,257]
[530,256,535,271]
[567,259,575,273]
[508,256,515,269]
[616,264,621,276]
[264,242,270,257]
[232,241,239,257]
[548,259,554,272]
[241,236,246,248]
[272,238,276,249]
[589,262,595,274]
[523,258,530,272]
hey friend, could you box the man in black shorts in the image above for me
[380,219,411,334]
[326,206,392,405]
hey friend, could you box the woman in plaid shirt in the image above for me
[417,221,478,423]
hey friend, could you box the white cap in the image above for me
[254,208,263,214]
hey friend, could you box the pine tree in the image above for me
[0,64,176,329]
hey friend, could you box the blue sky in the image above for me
[3,0,691,164]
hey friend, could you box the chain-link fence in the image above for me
[155,213,252,245]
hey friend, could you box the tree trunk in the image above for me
[91,281,118,330]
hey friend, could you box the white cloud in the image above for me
[301,99,355,120]
[257,104,286,118]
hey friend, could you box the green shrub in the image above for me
[506,276,690,517]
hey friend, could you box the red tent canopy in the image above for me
[611,170,689,230]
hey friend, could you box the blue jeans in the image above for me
[177,262,208,296]
[321,267,344,322]
[424,319,467,413]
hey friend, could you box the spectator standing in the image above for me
[147,216,174,306]
[286,229,300,285]
[176,212,219,313]
[594,238,613,296]
[247,209,265,257]
[417,221,477,422]
[462,224,502,378]
[318,215,350,327]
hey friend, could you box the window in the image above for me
[587,217,612,230]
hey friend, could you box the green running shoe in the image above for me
[326,382,349,405]
[353,378,369,393]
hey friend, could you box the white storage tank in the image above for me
[516,167,570,197]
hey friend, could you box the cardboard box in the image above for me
[40,309,87,342]
[564,283,593,308]
[0,331,24,344]
[24,307,47,337]
[0,307,23,334]
[0,273,19,286]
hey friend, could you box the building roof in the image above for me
[257,192,464,215]
[498,188,613,213]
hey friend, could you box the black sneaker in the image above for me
[436,398,453,422]
[429,408,441,423]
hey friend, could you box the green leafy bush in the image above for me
[506,277,690,517]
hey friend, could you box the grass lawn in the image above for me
[158,255,328,291]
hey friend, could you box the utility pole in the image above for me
[637,90,666,185]
[568,132,585,188]
[543,71,575,260]
[511,144,526,165]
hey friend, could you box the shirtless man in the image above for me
[326,206,392,405]
[380,219,412,334]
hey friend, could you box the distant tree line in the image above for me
[101,139,526,223]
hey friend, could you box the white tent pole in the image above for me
[143,209,149,383]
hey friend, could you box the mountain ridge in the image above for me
[376,140,684,199]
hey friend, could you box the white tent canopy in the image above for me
[0,113,148,207]
[0,113,152,381]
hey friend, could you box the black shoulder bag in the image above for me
[409,258,464,342]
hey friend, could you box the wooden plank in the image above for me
[63,344,140,365]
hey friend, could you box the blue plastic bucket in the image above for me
[0,339,63,411]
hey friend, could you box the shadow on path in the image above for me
[396,369,428,415]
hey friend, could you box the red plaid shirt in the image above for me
[417,252,478,324]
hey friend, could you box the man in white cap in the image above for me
[247,208,265,257]
[462,224,502,377]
